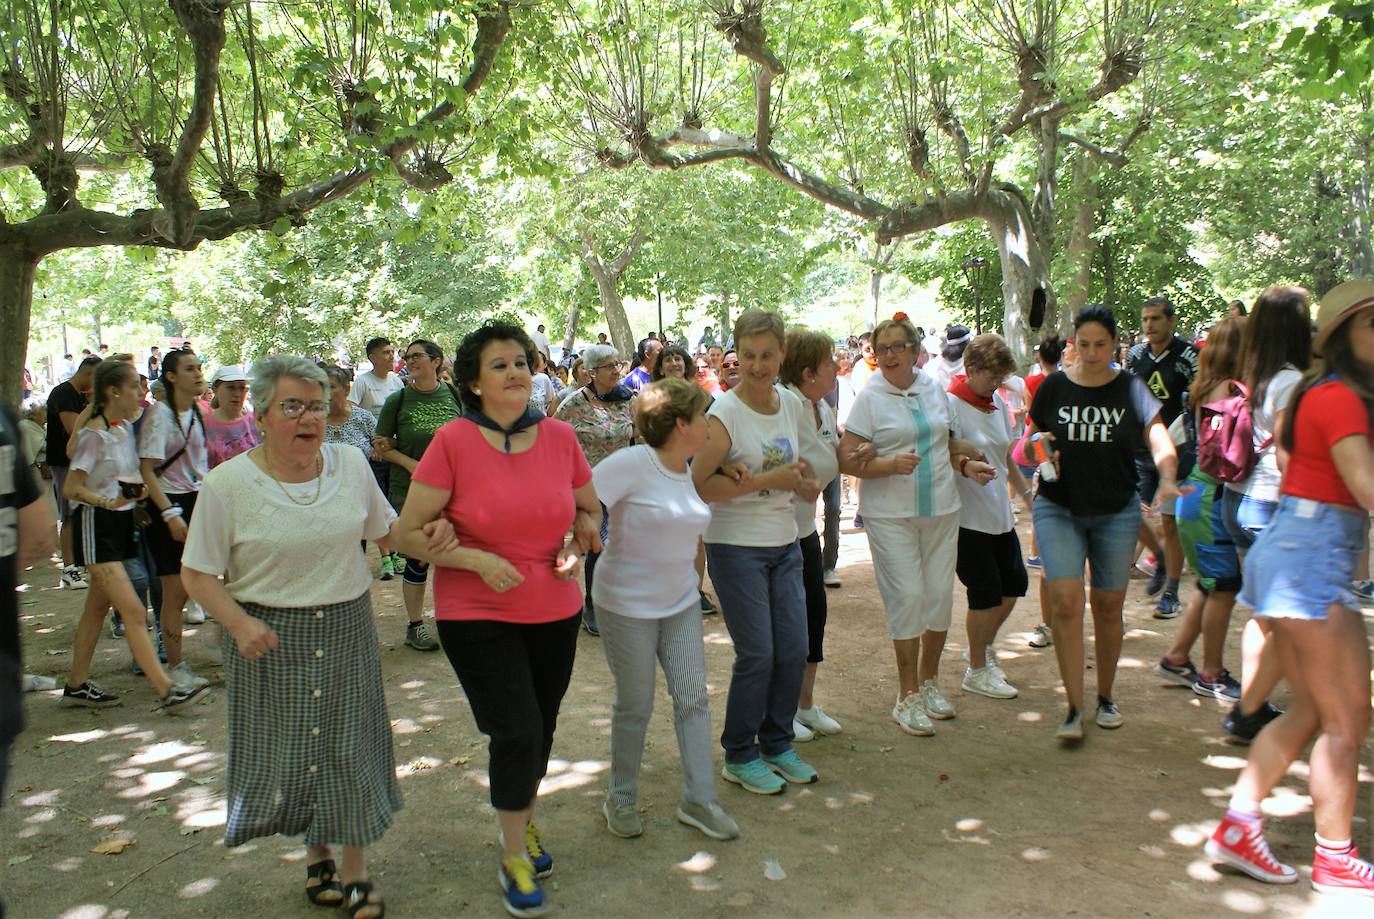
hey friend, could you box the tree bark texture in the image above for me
[0,246,39,408]
[579,224,647,358]
[1062,155,1100,325]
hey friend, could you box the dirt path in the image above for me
[4,510,1371,919]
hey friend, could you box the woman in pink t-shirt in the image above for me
[204,364,260,469]
[393,321,601,919]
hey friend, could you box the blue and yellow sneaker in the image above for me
[524,821,553,878]
[498,852,549,918]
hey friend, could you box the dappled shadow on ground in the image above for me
[5,514,1372,918]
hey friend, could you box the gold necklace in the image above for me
[262,448,323,506]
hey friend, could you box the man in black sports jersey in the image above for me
[1126,296,1199,618]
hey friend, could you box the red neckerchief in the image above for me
[949,374,996,413]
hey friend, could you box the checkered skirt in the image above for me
[222,592,402,847]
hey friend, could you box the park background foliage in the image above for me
[1,0,1369,398]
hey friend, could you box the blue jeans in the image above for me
[705,542,807,764]
[1032,497,1141,592]
[1219,487,1276,553]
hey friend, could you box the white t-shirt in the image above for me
[591,445,711,618]
[182,445,396,607]
[845,370,960,520]
[925,356,964,393]
[138,401,209,495]
[705,387,807,547]
[529,373,559,414]
[784,384,839,538]
[1230,366,1303,503]
[69,424,141,504]
[530,329,551,357]
[947,391,1015,535]
[349,371,405,419]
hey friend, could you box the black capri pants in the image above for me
[798,531,828,664]
[436,613,580,811]
[955,528,1029,610]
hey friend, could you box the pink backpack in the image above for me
[1197,381,1270,483]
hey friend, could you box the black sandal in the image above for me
[304,859,343,907]
[343,880,386,919]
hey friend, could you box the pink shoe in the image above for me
[1204,815,1297,884]
[1312,846,1374,897]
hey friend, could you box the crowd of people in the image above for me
[2,282,1372,917]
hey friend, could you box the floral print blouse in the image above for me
[325,405,377,459]
[554,387,634,468]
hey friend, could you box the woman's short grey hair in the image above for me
[250,355,328,410]
[22,401,45,421]
[581,344,619,369]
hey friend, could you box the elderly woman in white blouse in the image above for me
[181,356,454,919]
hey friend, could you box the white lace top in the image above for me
[181,444,396,606]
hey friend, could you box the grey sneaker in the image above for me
[157,682,209,712]
[602,799,643,838]
[676,800,740,840]
[405,620,440,651]
[1056,707,1084,742]
[171,661,210,689]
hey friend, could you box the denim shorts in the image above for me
[1032,497,1141,592]
[1240,496,1367,620]
[1220,488,1276,553]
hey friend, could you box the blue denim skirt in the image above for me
[1240,496,1367,619]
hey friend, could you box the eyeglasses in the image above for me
[592,363,619,373]
[873,342,911,357]
[721,360,739,369]
[403,351,433,362]
[277,399,329,420]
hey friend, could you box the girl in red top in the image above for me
[1206,279,1374,896]
[392,321,601,919]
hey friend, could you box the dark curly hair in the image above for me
[453,320,536,414]
[1074,304,1118,338]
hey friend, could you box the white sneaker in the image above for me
[171,661,210,689]
[962,665,1019,699]
[1028,624,1053,648]
[822,569,841,588]
[796,705,842,735]
[919,680,956,720]
[184,601,207,624]
[891,692,935,736]
[791,718,815,742]
[61,566,89,590]
[22,674,58,692]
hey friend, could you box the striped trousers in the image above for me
[597,600,718,807]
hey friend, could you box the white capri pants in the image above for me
[864,512,959,640]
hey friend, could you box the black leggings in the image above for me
[799,531,828,663]
[436,614,580,811]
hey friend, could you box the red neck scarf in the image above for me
[949,374,996,413]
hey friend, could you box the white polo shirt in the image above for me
[844,370,960,520]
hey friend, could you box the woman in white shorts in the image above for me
[839,316,995,737]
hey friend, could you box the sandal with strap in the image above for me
[343,880,386,919]
[304,859,343,907]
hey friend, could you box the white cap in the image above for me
[210,364,249,384]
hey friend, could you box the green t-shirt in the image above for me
[376,382,463,506]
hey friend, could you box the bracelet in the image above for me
[160,506,183,521]
[958,456,970,478]
[1021,487,1033,498]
